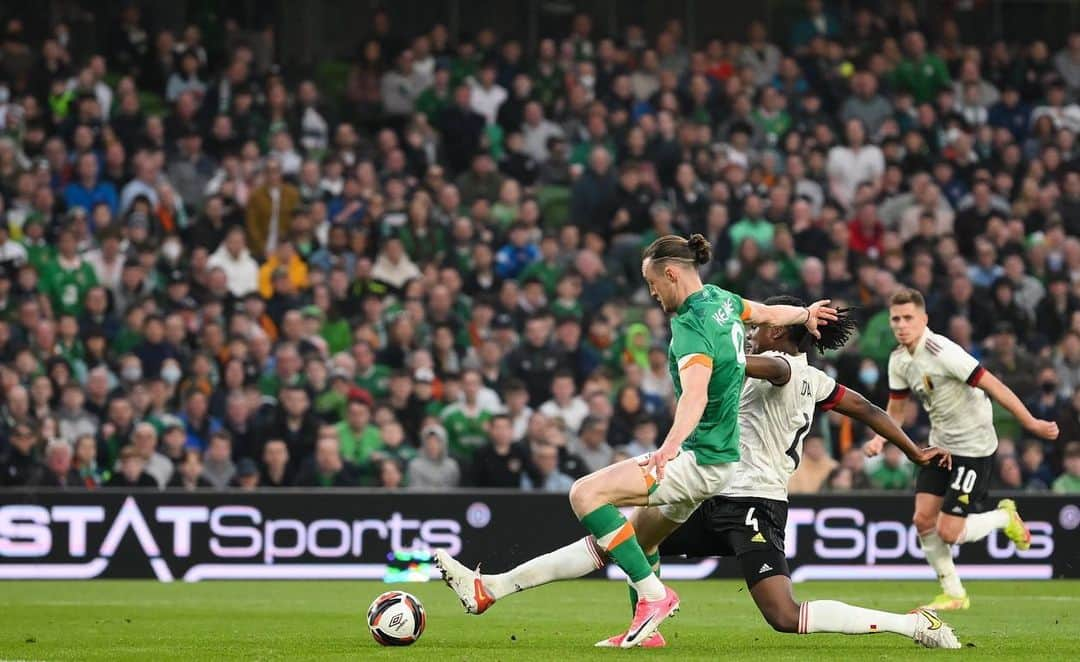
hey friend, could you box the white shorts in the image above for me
[636,450,735,523]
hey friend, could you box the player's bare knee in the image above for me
[937,521,961,544]
[568,478,596,512]
[913,511,936,534]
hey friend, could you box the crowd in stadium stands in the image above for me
[0,1,1079,495]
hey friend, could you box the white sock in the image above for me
[802,600,917,637]
[958,509,1009,544]
[919,530,964,596]
[484,537,604,600]
[632,573,666,602]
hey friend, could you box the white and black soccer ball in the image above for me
[367,591,426,646]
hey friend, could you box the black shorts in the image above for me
[660,496,790,588]
[915,453,994,517]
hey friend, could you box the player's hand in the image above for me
[1025,418,1059,440]
[916,447,952,470]
[643,443,680,482]
[863,436,885,457]
[805,299,839,339]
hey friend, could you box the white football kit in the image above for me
[886,328,996,458]
[722,351,844,502]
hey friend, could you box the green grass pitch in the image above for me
[0,580,1077,660]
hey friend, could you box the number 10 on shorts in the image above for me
[950,467,977,493]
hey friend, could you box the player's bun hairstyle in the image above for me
[643,234,713,266]
[763,295,857,354]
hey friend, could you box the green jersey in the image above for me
[40,258,98,316]
[440,403,492,461]
[667,285,748,465]
[355,365,390,400]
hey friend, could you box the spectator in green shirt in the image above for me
[870,444,914,490]
[40,229,98,316]
[859,307,899,366]
[518,235,564,296]
[353,340,390,399]
[335,399,384,468]
[728,194,775,249]
[1051,442,1080,494]
[751,87,792,147]
[415,67,452,122]
[891,31,951,103]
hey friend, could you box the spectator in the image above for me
[827,118,884,210]
[35,439,82,488]
[470,414,529,487]
[1020,439,1055,490]
[63,152,118,217]
[295,436,357,487]
[259,439,294,488]
[538,370,589,433]
[167,449,213,489]
[441,370,496,462]
[788,436,837,494]
[570,146,618,228]
[892,31,951,103]
[335,399,381,469]
[569,415,614,473]
[842,71,893,137]
[231,458,261,490]
[202,430,236,489]
[839,448,873,490]
[56,382,99,444]
[130,422,173,488]
[520,442,574,492]
[824,466,854,492]
[1052,442,1080,493]
[408,424,461,489]
[381,49,427,118]
[869,443,914,490]
[994,453,1025,490]
[105,445,158,489]
[245,158,299,259]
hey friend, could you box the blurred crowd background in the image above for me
[0,0,1079,495]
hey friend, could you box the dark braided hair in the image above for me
[763,295,857,354]
[642,234,713,266]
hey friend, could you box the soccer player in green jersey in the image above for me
[436,234,837,648]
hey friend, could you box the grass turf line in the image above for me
[0,580,1077,660]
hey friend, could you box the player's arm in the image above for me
[745,355,791,386]
[646,362,711,480]
[974,369,1059,440]
[862,397,907,457]
[741,299,838,338]
[832,386,951,468]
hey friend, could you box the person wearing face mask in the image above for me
[1025,366,1064,422]
[160,359,184,388]
[118,354,143,389]
[855,357,887,405]
[158,236,184,267]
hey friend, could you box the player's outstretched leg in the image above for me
[750,576,961,649]
[434,536,604,614]
[569,460,680,648]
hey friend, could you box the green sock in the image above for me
[628,551,661,613]
[580,504,654,582]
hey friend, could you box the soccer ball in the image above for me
[367,591,426,646]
